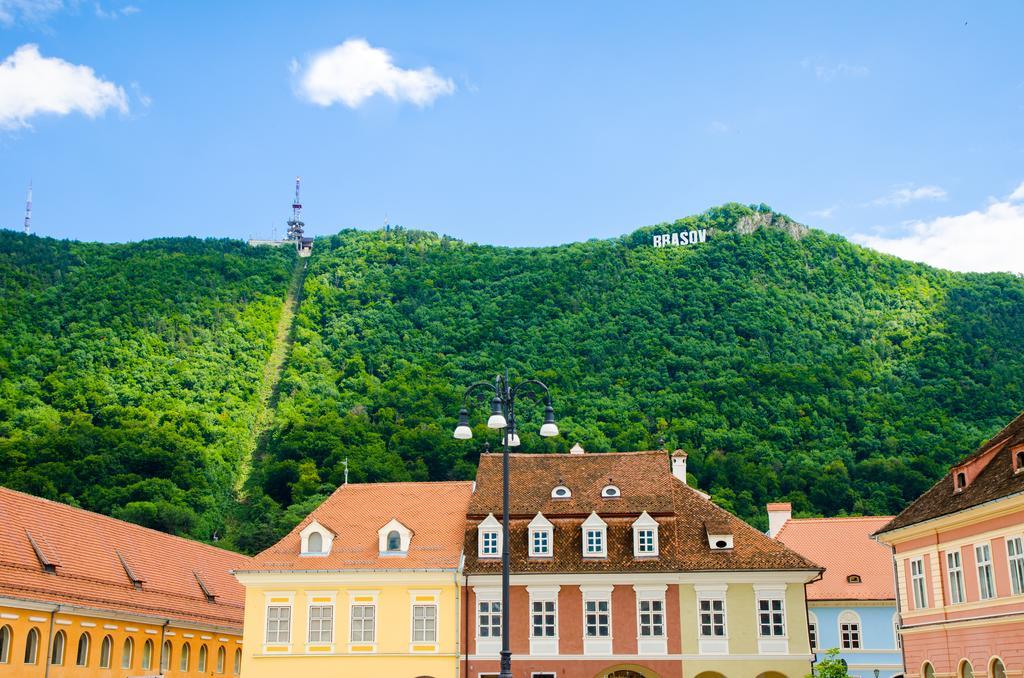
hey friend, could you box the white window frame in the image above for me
[910,557,928,609]
[976,543,996,600]
[695,584,728,655]
[946,549,965,605]
[581,512,607,558]
[527,585,559,656]
[631,511,659,558]
[754,585,788,655]
[634,584,668,655]
[581,585,613,655]
[409,590,440,653]
[263,592,294,651]
[305,592,336,651]
[347,590,379,652]
[528,513,554,558]
[1007,535,1024,596]
[478,514,502,559]
[378,518,413,555]
[838,610,861,649]
[807,611,818,652]
[299,520,334,556]
[474,587,501,657]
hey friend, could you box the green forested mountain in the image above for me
[0,232,296,539]
[3,204,1024,553]
[239,204,1024,551]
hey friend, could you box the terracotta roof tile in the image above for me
[774,516,895,600]
[464,451,818,574]
[0,487,251,629]
[878,409,1024,534]
[249,481,473,572]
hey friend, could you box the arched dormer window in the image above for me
[955,472,967,492]
[299,519,334,556]
[378,518,412,555]
[551,485,571,499]
[838,610,861,649]
[601,484,621,498]
[1015,449,1024,473]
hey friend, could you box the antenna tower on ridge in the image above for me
[24,181,32,235]
[286,176,304,241]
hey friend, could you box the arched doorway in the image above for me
[595,666,659,678]
[756,673,789,678]
[694,673,726,678]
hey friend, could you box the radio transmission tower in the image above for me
[24,181,32,235]
[286,177,304,241]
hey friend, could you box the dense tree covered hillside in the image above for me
[239,204,1024,551]
[0,232,295,539]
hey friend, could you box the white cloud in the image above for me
[872,184,948,206]
[809,206,837,219]
[802,58,869,82]
[296,38,455,109]
[94,3,139,19]
[0,44,128,129]
[707,120,730,134]
[852,182,1024,273]
[0,0,63,25]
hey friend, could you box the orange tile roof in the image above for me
[0,487,251,630]
[249,481,474,572]
[774,516,895,600]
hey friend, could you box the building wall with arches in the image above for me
[0,600,243,678]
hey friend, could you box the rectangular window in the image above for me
[350,605,375,643]
[308,605,333,643]
[482,531,499,556]
[840,621,861,649]
[910,558,928,609]
[699,598,726,637]
[808,622,817,651]
[585,529,604,555]
[976,543,996,600]
[412,605,437,643]
[531,600,556,637]
[531,530,550,556]
[637,529,655,554]
[947,550,965,604]
[757,598,785,637]
[1008,536,1024,596]
[265,606,291,644]
[639,599,664,637]
[478,601,501,638]
[584,599,610,637]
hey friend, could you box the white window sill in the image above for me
[583,637,612,655]
[638,636,667,655]
[698,637,728,655]
[529,637,559,655]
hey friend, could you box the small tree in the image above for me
[806,648,850,678]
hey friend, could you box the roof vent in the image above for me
[601,483,620,498]
[25,529,59,574]
[570,443,585,455]
[116,549,145,591]
[551,484,572,499]
[847,574,862,584]
[705,520,734,550]
[194,571,217,603]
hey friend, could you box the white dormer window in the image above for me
[706,522,734,550]
[478,514,502,559]
[377,518,413,555]
[601,484,621,498]
[551,485,571,499]
[529,513,554,558]
[632,511,659,557]
[581,512,607,558]
[299,520,335,556]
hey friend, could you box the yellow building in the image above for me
[0,487,251,678]
[233,480,474,678]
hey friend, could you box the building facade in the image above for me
[0,487,250,678]
[234,480,474,678]
[875,410,1024,678]
[463,448,822,678]
[769,504,903,678]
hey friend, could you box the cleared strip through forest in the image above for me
[235,254,307,494]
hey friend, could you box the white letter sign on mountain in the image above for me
[652,229,708,247]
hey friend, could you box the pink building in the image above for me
[875,410,1024,678]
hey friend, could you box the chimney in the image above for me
[671,450,688,484]
[570,443,585,455]
[766,502,792,538]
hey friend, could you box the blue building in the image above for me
[768,503,904,678]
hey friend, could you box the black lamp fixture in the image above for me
[452,369,559,678]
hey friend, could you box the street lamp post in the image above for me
[453,369,559,678]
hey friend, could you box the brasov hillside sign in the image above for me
[652,229,708,247]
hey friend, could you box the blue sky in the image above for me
[1,1,1023,271]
